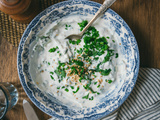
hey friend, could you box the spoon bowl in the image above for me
[65,0,116,40]
[65,33,82,40]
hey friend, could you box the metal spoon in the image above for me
[65,0,116,40]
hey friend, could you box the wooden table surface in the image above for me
[0,0,159,120]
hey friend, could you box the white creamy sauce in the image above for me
[29,15,126,108]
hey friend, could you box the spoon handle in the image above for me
[80,0,116,36]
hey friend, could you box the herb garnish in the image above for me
[73,86,80,93]
[106,80,113,84]
[50,72,54,75]
[69,39,81,45]
[65,24,71,30]
[97,84,100,88]
[70,86,74,89]
[45,20,118,100]
[49,46,58,52]
[50,75,55,80]
[65,88,69,92]
[89,96,94,101]
[94,82,97,85]
[82,93,89,99]
[115,53,119,58]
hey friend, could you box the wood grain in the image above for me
[0,0,159,120]
[110,0,160,68]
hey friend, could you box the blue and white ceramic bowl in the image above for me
[17,0,139,119]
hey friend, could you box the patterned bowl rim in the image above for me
[17,0,140,119]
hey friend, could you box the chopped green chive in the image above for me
[97,85,100,88]
[94,82,97,85]
[69,39,81,45]
[97,92,100,95]
[65,24,71,30]
[49,47,58,52]
[89,96,94,100]
[108,80,113,84]
[115,53,119,58]
[66,66,69,70]
[78,20,88,31]
[77,57,82,60]
[76,39,81,45]
[62,64,65,67]
[100,69,111,76]
[79,77,83,83]
[73,87,79,93]
[50,72,54,75]
[105,80,113,84]
[82,93,89,99]
[70,86,74,89]
[50,75,54,80]
[94,57,99,61]
[65,88,69,92]
[73,60,84,66]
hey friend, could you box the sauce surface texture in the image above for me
[29,15,126,108]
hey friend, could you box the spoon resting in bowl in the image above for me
[65,0,116,40]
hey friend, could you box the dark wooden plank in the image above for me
[110,0,160,68]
